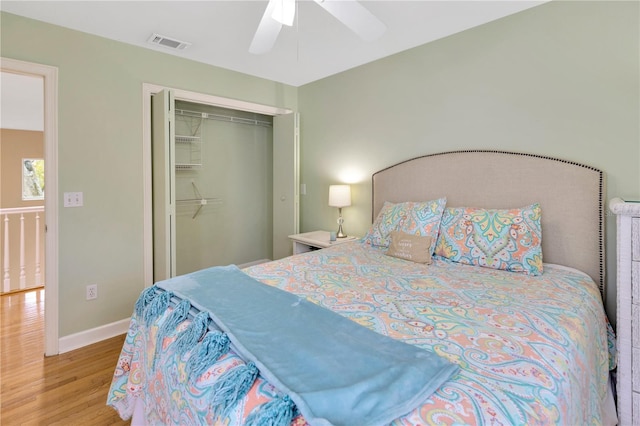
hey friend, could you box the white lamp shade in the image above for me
[328,185,351,208]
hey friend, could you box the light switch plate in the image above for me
[64,192,83,207]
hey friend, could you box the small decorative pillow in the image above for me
[434,203,543,275]
[363,198,446,251]
[386,231,433,264]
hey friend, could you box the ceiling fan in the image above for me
[249,0,386,54]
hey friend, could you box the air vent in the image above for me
[148,33,192,50]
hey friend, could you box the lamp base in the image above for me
[336,223,347,238]
[336,207,347,238]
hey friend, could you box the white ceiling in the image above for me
[1,1,546,87]
[0,72,44,131]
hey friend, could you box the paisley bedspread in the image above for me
[107,241,615,425]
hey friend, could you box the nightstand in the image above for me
[288,231,358,254]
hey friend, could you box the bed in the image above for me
[108,150,616,425]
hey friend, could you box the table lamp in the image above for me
[328,184,351,238]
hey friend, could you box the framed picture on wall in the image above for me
[22,158,45,201]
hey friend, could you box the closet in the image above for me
[151,89,297,282]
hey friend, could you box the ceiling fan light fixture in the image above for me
[271,0,295,26]
[250,0,385,55]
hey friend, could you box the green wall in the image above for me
[298,0,639,323]
[1,12,298,337]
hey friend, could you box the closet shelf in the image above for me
[176,198,222,206]
[177,197,222,219]
[175,113,202,167]
[176,135,201,143]
[176,108,272,128]
[177,181,220,219]
[176,163,202,170]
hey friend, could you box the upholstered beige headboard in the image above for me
[372,150,605,295]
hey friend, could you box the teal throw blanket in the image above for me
[156,265,459,426]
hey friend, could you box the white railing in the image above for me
[1,206,44,293]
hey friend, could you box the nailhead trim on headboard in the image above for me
[371,150,606,296]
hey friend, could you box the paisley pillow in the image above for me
[434,203,543,275]
[395,198,446,255]
[363,198,446,254]
[362,201,405,248]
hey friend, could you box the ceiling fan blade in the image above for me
[249,0,283,54]
[314,0,386,41]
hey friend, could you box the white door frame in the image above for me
[141,83,292,287]
[1,57,59,356]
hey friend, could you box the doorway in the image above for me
[1,57,59,356]
[1,73,45,294]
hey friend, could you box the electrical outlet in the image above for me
[86,284,98,300]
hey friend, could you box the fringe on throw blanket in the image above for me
[154,298,192,369]
[143,290,172,326]
[211,362,259,418]
[245,395,297,426]
[158,298,191,339]
[186,330,231,380]
[173,311,210,357]
[134,286,158,317]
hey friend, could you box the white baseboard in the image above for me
[238,259,272,268]
[57,259,272,354]
[58,318,130,354]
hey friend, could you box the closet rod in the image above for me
[175,108,272,128]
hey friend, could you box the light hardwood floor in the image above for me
[1,289,130,425]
